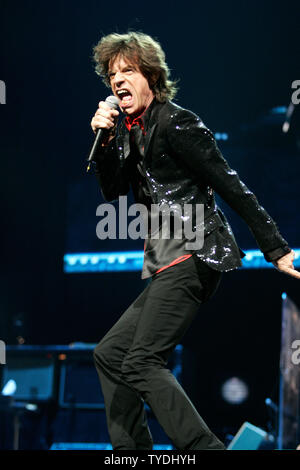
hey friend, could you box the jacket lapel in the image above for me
[117,100,165,165]
[143,100,166,162]
[143,123,157,159]
[117,122,130,165]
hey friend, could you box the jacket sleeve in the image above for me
[93,134,130,202]
[166,108,291,261]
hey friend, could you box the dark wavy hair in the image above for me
[93,31,178,102]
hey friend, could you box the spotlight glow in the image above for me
[221,377,249,404]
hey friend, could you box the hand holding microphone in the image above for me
[87,95,120,171]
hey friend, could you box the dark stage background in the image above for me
[1,0,300,443]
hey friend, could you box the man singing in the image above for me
[90,32,299,450]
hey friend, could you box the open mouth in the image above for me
[116,89,133,107]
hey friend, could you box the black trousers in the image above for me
[93,254,225,450]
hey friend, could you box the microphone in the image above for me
[87,95,120,171]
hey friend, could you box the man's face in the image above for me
[108,55,154,117]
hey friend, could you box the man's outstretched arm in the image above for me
[167,108,300,280]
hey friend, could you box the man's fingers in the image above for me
[98,101,119,116]
[90,101,120,133]
[277,265,300,279]
[95,108,119,119]
[285,268,300,279]
[91,115,116,132]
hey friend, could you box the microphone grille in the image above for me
[105,95,120,109]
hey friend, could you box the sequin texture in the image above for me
[94,99,290,271]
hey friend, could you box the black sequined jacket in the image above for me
[94,99,291,272]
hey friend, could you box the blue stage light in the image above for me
[64,249,300,273]
[214,132,229,141]
[270,106,287,114]
[50,442,173,450]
